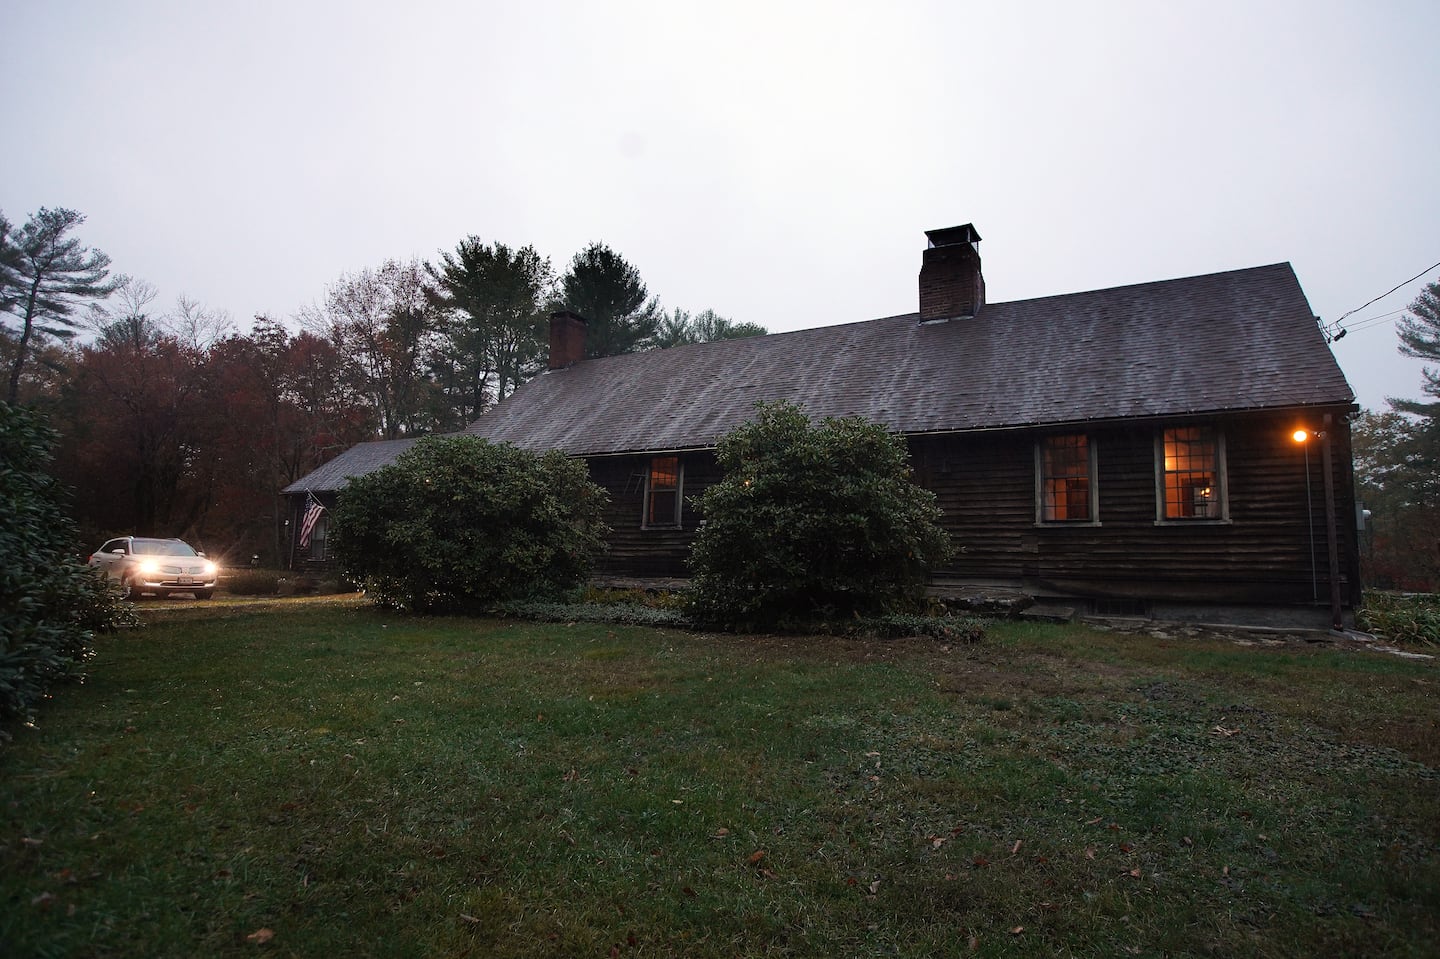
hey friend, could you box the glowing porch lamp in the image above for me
[1291,423,1343,631]
[1293,428,1318,600]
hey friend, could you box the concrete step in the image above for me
[1019,604,1077,623]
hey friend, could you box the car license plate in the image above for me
[178,575,194,585]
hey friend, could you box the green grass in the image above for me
[2,597,1437,957]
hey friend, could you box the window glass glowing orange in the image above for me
[646,456,681,527]
[1161,427,1218,519]
[1041,435,1090,521]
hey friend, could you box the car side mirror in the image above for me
[197,551,207,558]
[110,548,125,555]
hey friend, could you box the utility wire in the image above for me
[1334,258,1440,327]
[1343,308,1407,334]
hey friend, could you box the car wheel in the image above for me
[119,577,135,600]
[194,590,214,600]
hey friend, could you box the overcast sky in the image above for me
[6,0,1437,412]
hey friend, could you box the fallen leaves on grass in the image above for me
[246,927,275,944]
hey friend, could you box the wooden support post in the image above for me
[1321,413,1343,631]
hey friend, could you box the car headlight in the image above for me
[203,561,219,578]
[137,559,161,576]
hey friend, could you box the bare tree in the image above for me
[306,259,442,439]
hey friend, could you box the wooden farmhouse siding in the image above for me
[281,225,1361,626]
[286,491,340,570]
[282,437,425,571]
[585,452,722,577]
[909,411,1360,610]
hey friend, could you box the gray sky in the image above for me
[6,0,1437,412]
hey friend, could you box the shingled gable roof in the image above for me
[282,437,431,494]
[461,262,1353,458]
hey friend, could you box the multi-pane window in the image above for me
[1038,434,1094,522]
[309,515,329,560]
[644,456,682,528]
[1159,426,1223,519]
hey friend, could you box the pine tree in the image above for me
[558,242,660,357]
[1392,280,1440,421]
[2,208,118,403]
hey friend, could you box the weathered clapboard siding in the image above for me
[909,433,1031,580]
[587,452,721,577]
[908,409,1358,607]
[287,491,340,570]
[580,409,1359,610]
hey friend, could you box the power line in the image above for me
[1335,258,1440,327]
[1344,308,1407,334]
[1319,258,1439,343]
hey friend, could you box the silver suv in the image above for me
[88,537,219,599]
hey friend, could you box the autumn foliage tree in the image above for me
[4,210,755,571]
[307,260,444,439]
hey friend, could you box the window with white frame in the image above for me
[643,455,683,528]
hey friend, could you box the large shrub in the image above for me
[688,401,952,629]
[332,436,609,612]
[1,402,136,739]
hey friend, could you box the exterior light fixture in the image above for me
[1290,420,1343,631]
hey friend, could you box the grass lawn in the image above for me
[2,596,1437,958]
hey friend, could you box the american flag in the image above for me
[299,494,326,548]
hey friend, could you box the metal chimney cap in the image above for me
[924,224,982,249]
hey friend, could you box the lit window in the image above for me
[1159,426,1224,520]
[644,456,682,528]
[1038,434,1095,522]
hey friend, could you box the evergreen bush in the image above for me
[1,402,137,739]
[688,401,952,629]
[332,436,609,613]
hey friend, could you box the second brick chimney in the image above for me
[548,310,588,369]
[918,224,985,321]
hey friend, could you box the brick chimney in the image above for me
[919,224,985,321]
[548,310,588,369]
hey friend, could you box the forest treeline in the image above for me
[0,207,764,564]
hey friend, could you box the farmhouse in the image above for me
[283,225,1360,627]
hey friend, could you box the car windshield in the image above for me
[132,539,198,557]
